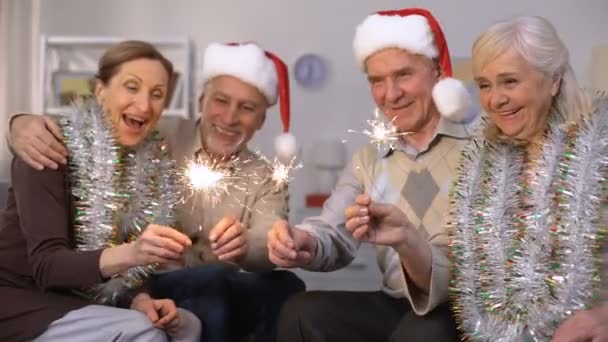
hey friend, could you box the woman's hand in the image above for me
[100,225,192,277]
[551,304,608,342]
[129,224,192,266]
[130,293,181,335]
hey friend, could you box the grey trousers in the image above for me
[34,305,202,342]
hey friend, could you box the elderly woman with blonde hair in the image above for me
[449,15,607,341]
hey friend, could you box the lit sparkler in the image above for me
[187,162,227,192]
[270,156,302,191]
[253,151,302,192]
[348,108,412,152]
[348,108,413,201]
[180,154,243,208]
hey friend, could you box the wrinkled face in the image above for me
[199,75,268,157]
[475,49,560,141]
[95,58,169,147]
[365,48,441,133]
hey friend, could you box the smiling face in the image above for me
[95,58,169,147]
[199,75,268,157]
[365,47,442,133]
[474,49,560,141]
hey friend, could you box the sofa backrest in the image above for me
[0,181,8,210]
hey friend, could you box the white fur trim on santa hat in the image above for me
[432,78,474,123]
[353,14,437,68]
[201,43,278,105]
[275,132,297,163]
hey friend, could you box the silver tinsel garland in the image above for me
[478,143,523,321]
[61,99,177,306]
[510,116,567,338]
[449,100,608,341]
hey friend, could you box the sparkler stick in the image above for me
[179,153,246,239]
[348,108,412,200]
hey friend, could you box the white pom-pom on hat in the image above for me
[432,77,474,123]
[275,132,297,163]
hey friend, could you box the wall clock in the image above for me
[293,54,327,88]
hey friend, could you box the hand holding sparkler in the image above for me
[129,225,192,265]
[344,194,412,246]
[344,194,432,292]
[100,225,192,277]
[267,220,316,268]
[209,216,249,262]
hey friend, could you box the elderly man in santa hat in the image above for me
[7,42,304,342]
[267,8,475,341]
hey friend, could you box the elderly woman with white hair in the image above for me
[448,16,607,341]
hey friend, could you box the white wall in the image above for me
[0,0,39,183]
[38,0,608,219]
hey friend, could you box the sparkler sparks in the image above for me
[253,151,301,191]
[347,108,413,201]
[187,162,227,191]
[269,156,302,191]
[180,154,244,207]
[179,149,301,231]
[272,161,290,185]
[348,108,412,151]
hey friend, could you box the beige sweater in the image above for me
[159,118,287,272]
[296,117,474,315]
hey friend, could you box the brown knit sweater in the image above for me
[0,157,104,341]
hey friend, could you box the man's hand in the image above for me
[552,304,608,342]
[209,216,248,262]
[10,114,67,170]
[345,194,432,293]
[267,220,316,268]
[344,194,412,248]
[130,293,180,335]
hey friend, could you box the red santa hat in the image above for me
[201,42,296,161]
[353,8,474,123]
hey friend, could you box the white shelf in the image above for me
[46,106,186,118]
[37,35,194,120]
